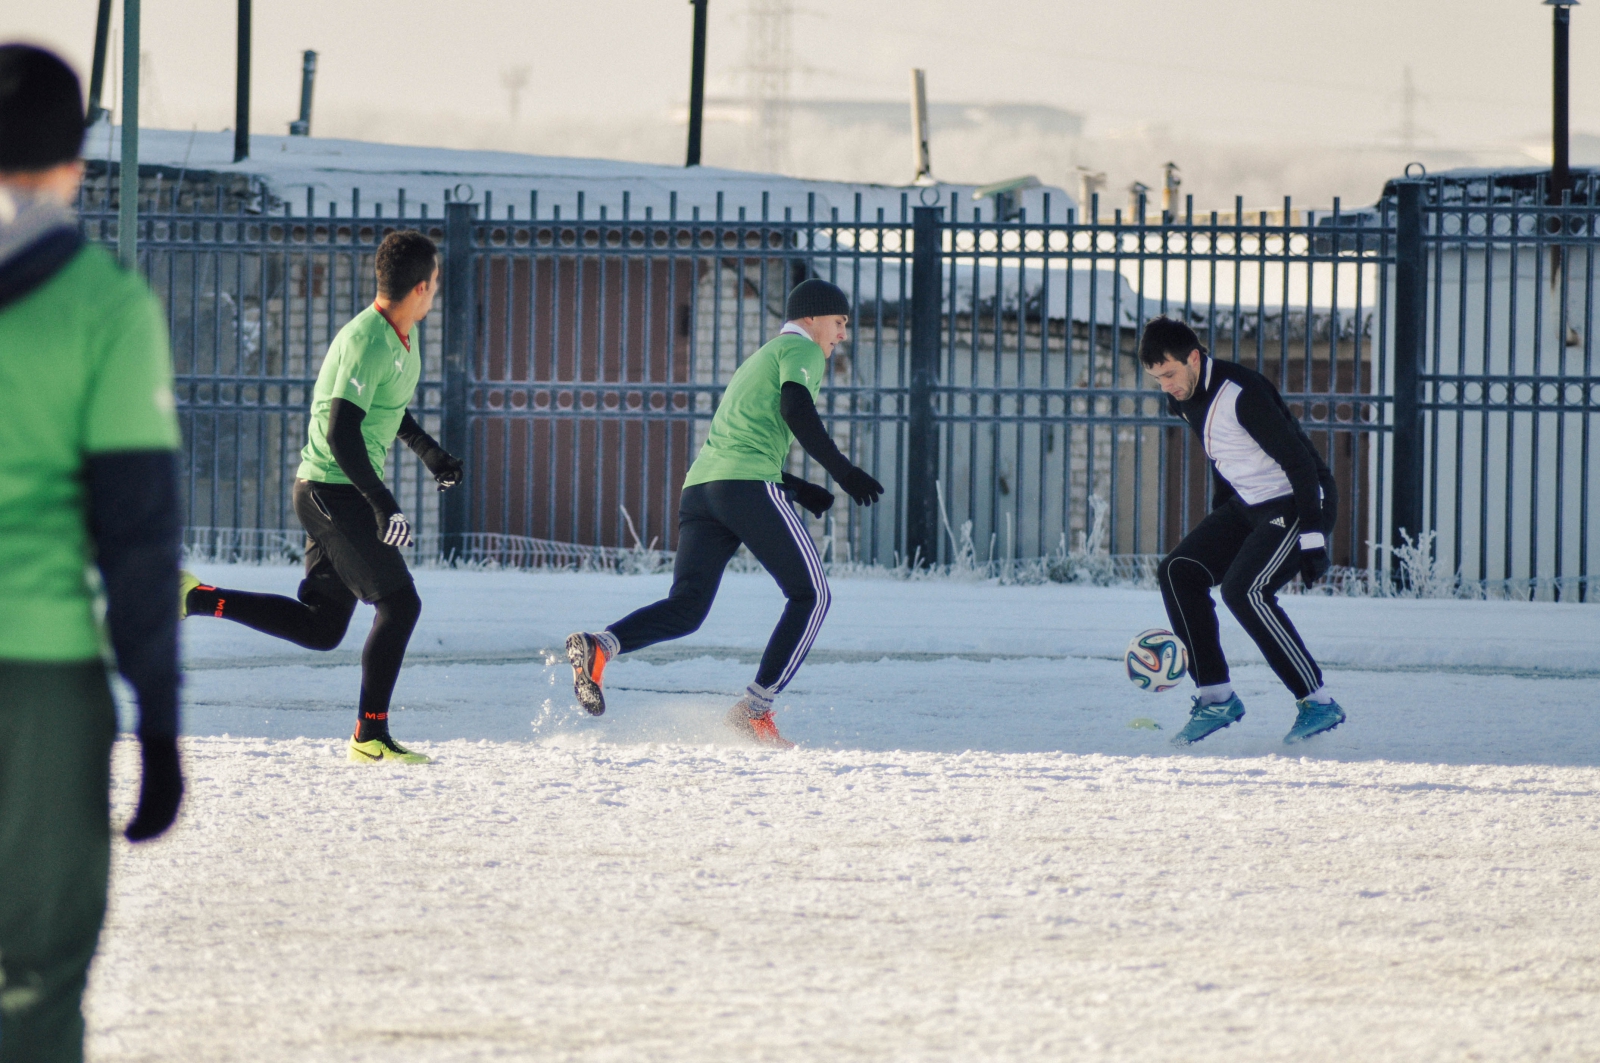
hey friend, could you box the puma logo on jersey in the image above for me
[394,359,404,371]
[349,377,365,394]
[1269,516,1286,527]
[801,368,810,381]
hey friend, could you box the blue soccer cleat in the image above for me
[1171,694,1246,746]
[1283,698,1346,744]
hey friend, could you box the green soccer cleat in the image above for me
[178,569,203,619]
[1284,698,1346,744]
[1171,694,1246,747]
[347,735,432,764]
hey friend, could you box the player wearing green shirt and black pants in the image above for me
[0,46,184,1063]
[181,231,463,764]
[566,280,882,747]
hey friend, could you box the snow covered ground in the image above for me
[87,564,1600,1061]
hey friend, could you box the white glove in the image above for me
[381,512,414,547]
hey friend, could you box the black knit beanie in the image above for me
[0,45,85,171]
[785,278,850,321]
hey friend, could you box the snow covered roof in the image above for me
[92,124,1075,224]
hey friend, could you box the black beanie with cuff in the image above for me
[0,44,86,172]
[785,278,850,321]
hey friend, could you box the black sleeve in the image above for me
[1234,383,1325,532]
[1209,465,1238,511]
[327,398,398,512]
[86,450,182,739]
[395,410,440,458]
[779,381,853,482]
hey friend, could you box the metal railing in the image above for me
[1408,172,1600,599]
[81,171,1600,599]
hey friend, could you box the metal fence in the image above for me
[81,170,1600,599]
[1408,172,1600,599]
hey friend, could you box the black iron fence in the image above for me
[81,170,1600,599]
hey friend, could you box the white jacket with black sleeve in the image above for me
[1167,355,1338,550]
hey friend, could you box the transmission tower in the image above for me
[746,0,792,173]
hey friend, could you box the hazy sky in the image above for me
[5,1,1597,174]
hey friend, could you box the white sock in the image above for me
[1196,682,1233,705]
[741,682,775,717]
[1306,685,1333,705]
[593,630,621,659]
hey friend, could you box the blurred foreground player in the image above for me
[1140,317,1346,746]
[181,231,462,764]
[566,279,882,747]
[0,45,183,1062]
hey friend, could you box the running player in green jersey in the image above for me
[181,231,464,764]
[0,45,184,1063]
[565,279,883,747]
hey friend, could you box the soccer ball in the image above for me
[1125,629,1188,692]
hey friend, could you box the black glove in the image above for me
[782,473,835,518]
[125,736,183,842]
[421,447,464,492]
[836,465,884,506]
[1300,546,1330,585]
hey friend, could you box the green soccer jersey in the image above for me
[296,305,421,485]
[683,332,826,487]
[0,245,181,662]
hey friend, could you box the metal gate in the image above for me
[84,170,1600,598]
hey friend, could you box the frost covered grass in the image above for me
[84,565,1600,1061]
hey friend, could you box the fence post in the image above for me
[905,205,943,567]
[440,201,475,563]
[1390,180,1428,581]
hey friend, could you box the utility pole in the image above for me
[235,0,251,162]
[686,0,708,166]
[119,0,140,268]
[910,68,934,185]
[86,0,113,123]
[1547,0,1578,202]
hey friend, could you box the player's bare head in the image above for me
[375,230,439,300]
[0,45,86,202]
[1138,317,1204,370]
[1139,317,1205,399]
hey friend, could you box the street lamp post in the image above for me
[686,0,708,167]
[1547,0,1578,202]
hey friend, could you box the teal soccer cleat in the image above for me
[1284,698,1346,744]
[1171,694,1246,746]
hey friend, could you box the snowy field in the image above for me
[89,564,1600,1061]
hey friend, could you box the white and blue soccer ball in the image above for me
[1125,628,1188,692]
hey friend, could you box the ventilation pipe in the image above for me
[289,51,317,136]
[910,68,934,185]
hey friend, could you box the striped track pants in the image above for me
[1157,496,1323,700]
[607,479,830,693]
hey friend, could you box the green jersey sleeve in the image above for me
[775,336,825,398]
[82,284,180,453]
[329,337,395,412]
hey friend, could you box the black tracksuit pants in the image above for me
[607,479,829,693]
[1157,495,1323,700]
[185,480,421,736]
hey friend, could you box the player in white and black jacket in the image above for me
[1139,317,1347,746]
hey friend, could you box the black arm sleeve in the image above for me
[779,381,853,482]
[327,398,398,512]
[395,410,442,458]
[1234,384,1325,531]
[86,450,182,739]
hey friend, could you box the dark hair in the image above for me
[375,230,438,299]
[0,44,85,171]
[1138,317,1205,367]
